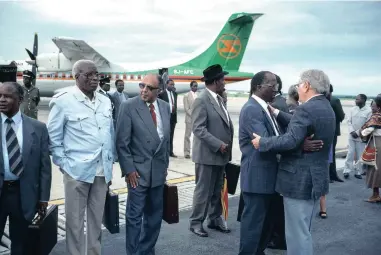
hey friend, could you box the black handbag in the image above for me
[103,190,120,234]
[25,204,58,255]
[163,183,179,224]
[225,162,240,195]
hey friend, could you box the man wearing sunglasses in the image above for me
[47,60,115,255]
[116,74,171,255]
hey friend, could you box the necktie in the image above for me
[170,92,174,113]
[5,118,23,176]
[217,95,228,121]
[149,104,157,127]
[267,106,281,135]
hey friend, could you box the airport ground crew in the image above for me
[20,70,40,119]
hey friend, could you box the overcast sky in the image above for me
[0,0,380,95]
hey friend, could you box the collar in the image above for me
[304,94,323,103]
[1,111,22,125]
[206,87,218,99]
[74,85,96,102]
[99,87,106,94]
[146,100,159,110]
[251,94,269,110]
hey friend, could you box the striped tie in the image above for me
[5,118,23,176]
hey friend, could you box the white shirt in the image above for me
[147,100,164,140]
[75,86,104,176]
[206,88,229,124]
[348,105,372,138]
[252,94,280,136]
[166,89,175,112]
[2,111,23,180]
[191,91,198,99]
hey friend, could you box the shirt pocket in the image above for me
[67,114,90,130]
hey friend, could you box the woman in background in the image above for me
[360,96,381,202]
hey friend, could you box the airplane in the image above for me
[14,12,263,97]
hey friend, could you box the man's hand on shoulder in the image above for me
[125,171,140,188]
[303,135,323,152]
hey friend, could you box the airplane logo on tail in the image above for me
[217,34,242,59]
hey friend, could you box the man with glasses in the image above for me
[47,60,115,255]
[116,74,171,255]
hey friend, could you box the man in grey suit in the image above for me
[0,81,52,254]
[116,74,171,255]
[189,64,234,237]
[111,79,129,125]
[252,69,336,255]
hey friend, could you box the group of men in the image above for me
[0,58,346,255]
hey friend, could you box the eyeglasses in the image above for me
[262,83,279,91]
[139,83,159,91]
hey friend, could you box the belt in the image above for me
[3,180,20,188]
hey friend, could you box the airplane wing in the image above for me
[51,37,111,68]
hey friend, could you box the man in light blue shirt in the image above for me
[47,60,115,255]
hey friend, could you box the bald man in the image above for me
[116,74,171,255]
[47,60,115,255]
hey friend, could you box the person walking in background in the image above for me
[286,84,299,114]
[360,96,381,203]
[343,94,371,179]
[328,84,345,182]
[183,81,198,159]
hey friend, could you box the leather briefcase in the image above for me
[225,162,240,195]
[163,183,179,224]
[103,190,120,234]
[26,204,58,255]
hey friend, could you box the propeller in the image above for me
[25,33,38,85]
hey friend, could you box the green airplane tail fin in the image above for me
[180,13,263,71]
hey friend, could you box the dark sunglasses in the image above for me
[139,83,159,91]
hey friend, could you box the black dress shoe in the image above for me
[344,173,349,179]
[333,177,344,182]
[170,153,177,158]
[354,174,362,179]
[190,227,208,237]
[185,155,190,159]
[207,223,231,233]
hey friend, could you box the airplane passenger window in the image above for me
[127,75,131,80]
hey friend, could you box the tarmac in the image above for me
[2,95,376,254]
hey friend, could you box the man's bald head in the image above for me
[139,73,160,103]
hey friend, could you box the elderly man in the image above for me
[47,60,115,255]
[252,69,336,255]
[0,81,51,254]
[20,70,40,119]
[116,74,171,255]
[189,64,234,237]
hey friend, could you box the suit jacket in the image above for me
[0,114,52,222]
[330,96,345,136]
[183,91,196,123]
[158,90,177,123]
[111,91,129,123]
[271,94,289,113]
[116,96,171,188]
[239,97,281,194]
[191,89,234,166]
[258,95,336,200]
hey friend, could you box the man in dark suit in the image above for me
[111,79,129,126]
[238,71,283,255]
[116,74,171,255]
[158,79,178,157]
[328,84,345,182]
[271,74,289,113]
[189,64,234,237]
[252,69,336,255]
[0,81,52,254]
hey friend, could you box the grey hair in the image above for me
[72,60,96,77]
[300,69,330,94]
[288,84,298,97]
